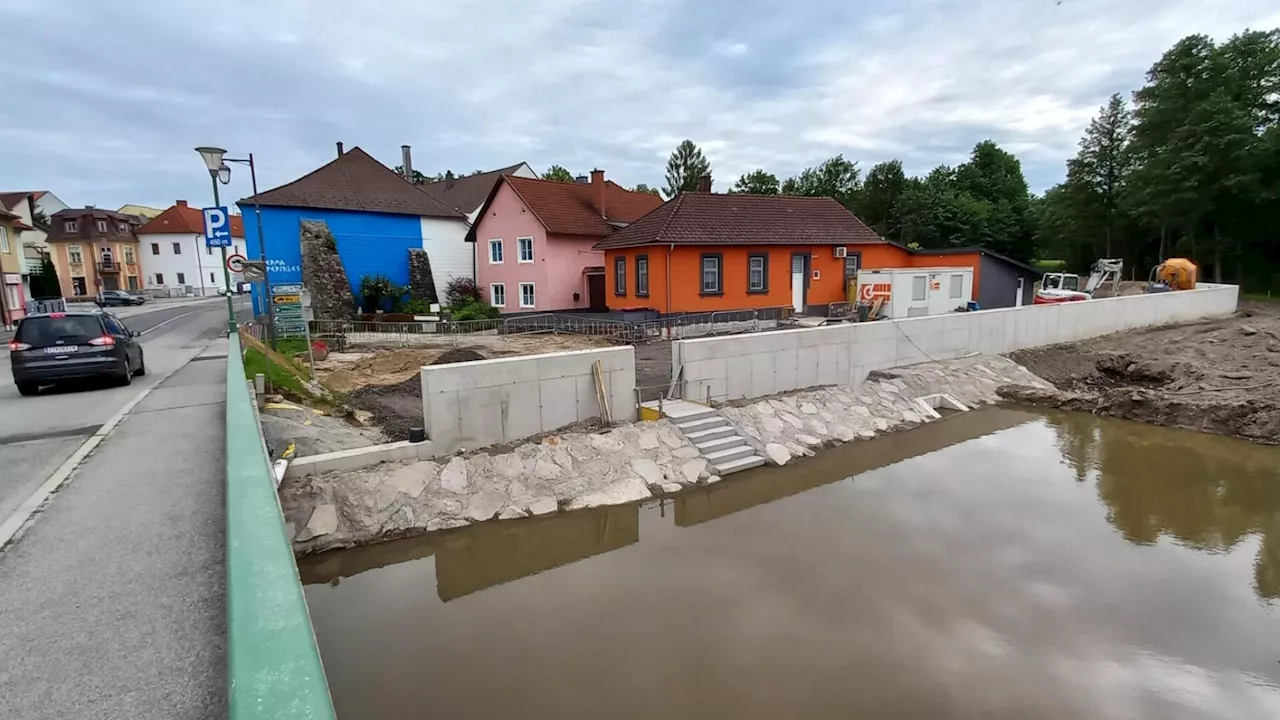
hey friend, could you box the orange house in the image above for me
[596,192,916,314]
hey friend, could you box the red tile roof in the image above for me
[593,193,884,249]
[136,201,245,237]
[241,147,464,219]
[490,176,665,238]
[419,163,529,215]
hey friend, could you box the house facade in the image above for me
[238,146,470,312]
[0,207,26,326]
[137,200,247,295]
[467,171,664,313]
[46,208,143,299]
[0,190,69,301]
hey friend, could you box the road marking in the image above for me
[0,424,103,447]
[140,309,206,337]
[0,342,215,552]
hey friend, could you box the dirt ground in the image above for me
[1008,300,1280,444]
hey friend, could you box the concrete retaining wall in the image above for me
[676,284,1239,404]
[422,346,638,454]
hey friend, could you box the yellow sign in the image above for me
[273,294,301,304]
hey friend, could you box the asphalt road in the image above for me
[0,298,242,522]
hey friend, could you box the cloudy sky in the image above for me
[3,0,1278,210]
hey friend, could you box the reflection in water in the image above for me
[1045,411,1280,599]
[303,409,1280,720]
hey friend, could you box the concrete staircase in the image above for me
[659,400,766,476]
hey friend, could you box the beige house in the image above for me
[0,207,27,325]
[46,208,144,299]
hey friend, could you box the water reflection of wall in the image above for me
[1045,411,1280,600]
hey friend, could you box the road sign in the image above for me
[272,284,303,294]
[242,261,266,282]
[203,206,232,247]
[270,282,307,337]
[226,253,247,273]
[272,294,301,304]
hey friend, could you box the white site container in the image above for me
[856,267,974,319]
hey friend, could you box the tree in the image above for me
[730,169,780,195]
[632,184,661,195]
[781,155,861,209]
[394,166,430,185]
[663,140,712,197]
[952,141,1036,261]
[31,209,49,229]
[541,165,575,183]
[1066,94,1134,258]
[28,254,61,298]
[860,160,907,237]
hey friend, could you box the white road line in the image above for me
[0,342,215,551]
[140,309,206,336]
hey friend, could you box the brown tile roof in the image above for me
[240,147,464,219]
[46,208,142,242]
[419,163,528,215]
[593,192,884,250]
[0,192,31,211]
[496,176,664,238]
[0,206,19,221]
[136,201,245,237]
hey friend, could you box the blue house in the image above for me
[238,146,470,313]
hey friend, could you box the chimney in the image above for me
[445,170,455,189]
[591,169,606,218]
[401,145,414,181]
[696,174,712,193]
[336,141,344,157]
[176,200,187,208]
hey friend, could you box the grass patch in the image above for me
[1033,259,1067,272]
[272,337,311,357]
[1243,292,1278,303]
[243,346,310,397]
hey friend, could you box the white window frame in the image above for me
[701,255,722,294]
[490,283,506,307]
[68,244,83,264]
[0,226,8,253]
[949,274,963,299]
[123,246,135,263]
[748,255,767,292]
[519,282,535,308]
[488,238,503,264]
[96,219,107,232]
[65,220,78,233]
[119,223,128,233]
[516,236,534,263]
[911,275,927,301]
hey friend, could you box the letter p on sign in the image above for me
[203,206,232,248]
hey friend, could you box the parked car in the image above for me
[96,290,147,307]
[8,311,146,396]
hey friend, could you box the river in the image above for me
[300,407,1280,719]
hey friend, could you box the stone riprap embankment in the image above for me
[281,355,1051,555]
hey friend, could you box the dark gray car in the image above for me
[96,290,147,307]
[8,311,146,396]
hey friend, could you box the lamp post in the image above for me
[221,153,275,350]
[195,146,236,333]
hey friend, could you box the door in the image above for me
[1015,277,1025,307]
[843,253,860,301]
[103,276,120,291]
[790,253,808,313]
[587,274,606,311]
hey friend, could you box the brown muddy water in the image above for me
[300,408,1280,719]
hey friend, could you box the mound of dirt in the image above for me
[432,348,486,365]
[1008,300,1280,444]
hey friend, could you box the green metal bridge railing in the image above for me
[226,333,336,718]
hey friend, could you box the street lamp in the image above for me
[194,146,236,332]
[220,152,274,350]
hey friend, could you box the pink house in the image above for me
[467,171,664,313]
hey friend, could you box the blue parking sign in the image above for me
[203,206,232,247]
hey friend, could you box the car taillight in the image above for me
[8,341,31,352]
[50,312,66,318]
[88,336,115,347]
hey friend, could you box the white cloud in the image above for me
[1,0,1277,207]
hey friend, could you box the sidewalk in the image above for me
[0,343,229,719]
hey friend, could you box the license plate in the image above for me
[45,345,77,354]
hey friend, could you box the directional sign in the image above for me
[226,253,248,273]
[270,282,307,337]
[272,294,301,304]
[203,206,232,247]
[272,284,303,295]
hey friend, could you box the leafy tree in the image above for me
[860,160,907,237]
[394,166,430,185]
[952,141,1036,261]
[28,254,61,298]
[541,165,575,183]
[31,209,49,229]
[730,169,780,195]
[1064,94,1134,258]
[444,276,483,308]
[663,140,712,197]
[632,184,661,195]
[781,154,861,209]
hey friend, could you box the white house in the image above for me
[136,200,246,296]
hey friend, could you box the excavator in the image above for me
[1146,258,1197,292]
[1034,258,1124,304]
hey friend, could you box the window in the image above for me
[636,255,649,296]
[119,223,128,233]
[748,253,769,293]
[96,220,107,232]
[207,245,213,255]
[100,247,113,267]
[64,220,78,233]
[71,276,87,295]
[614,256,626,295]
[210,272,215,283]
[0,226,8,253]
[490,283,506,307]
[949,274,963,299]
[700,254,723,294]
[176,272,186,285]
[68,244,82,264]
[123,246,135,263]
[912,276,927,301]
[151,243,160,255]
[519,282,535,308]
[155,272,165,285]
[172,242,182,255]
[488,238,503,264]
[517,237,534,263]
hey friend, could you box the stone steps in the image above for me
[669,404,766,476]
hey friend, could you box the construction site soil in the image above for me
[1006,300,1280,445]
